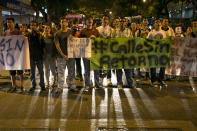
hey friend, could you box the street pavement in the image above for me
[0,70,197,131]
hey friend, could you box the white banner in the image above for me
[166,37,197,77]
[67,38,91,58]
[0,35,30,70]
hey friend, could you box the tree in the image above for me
[31,0,79,23]
[31,0,196,23]
[31,0,47,21]
[184,0,197,19]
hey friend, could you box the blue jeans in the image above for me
[44,55,56,85]
[94,70,100,88]
[30,59,45,88]
[130,69,135,77]
[83,58,90,87]
[116,69,133,87]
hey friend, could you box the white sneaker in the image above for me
[84,86,90,92]
[150,81,158,87]
[117,85,123,89]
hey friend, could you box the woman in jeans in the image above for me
[43,24,57,88]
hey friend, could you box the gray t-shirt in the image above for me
[44,36,54,57]
[4,29,21,36]
[54,30,71,58]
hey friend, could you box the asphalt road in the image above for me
[0,70,197,131]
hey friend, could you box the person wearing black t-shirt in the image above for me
[79,16,101,91]
[28,21,46,92]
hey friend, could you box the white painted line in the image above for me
[124,88,144,126]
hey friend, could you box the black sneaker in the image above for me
[145,72,150,80]
[138,73,144,78]
[29,87,36,92]
[55,88,63,95]
[128,85,136,89]
[160,81,167,87]
[51,87,57,93]
[69,87,78,92]
[95,85,102,89]
[41,87,47,91]
[7,87,17,93]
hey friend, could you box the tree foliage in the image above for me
[31,0,196,22]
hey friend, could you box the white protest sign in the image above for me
[0,35,30,70]
[67,38,91,58]
[166,37,197,77]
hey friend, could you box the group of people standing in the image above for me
[3,15,197,94]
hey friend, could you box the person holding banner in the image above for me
[115,18,136,89]
[161,18,175,38]
[79,16,101,91]
[139,18,151,80]
[111,19,120,38]
[97,15,113,86]
[129,21,142,78]
[20,24,28,36]
[71,18,83,82]
[4,18,24,92]
[42,24,57,88]
[161,18,175,81]
[28,21,47,92]
[20,24,31,77]
[54,17,77,94]
[110,19,120,79]
[147,19,167,87]
[140,18,150,39]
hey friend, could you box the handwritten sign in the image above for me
[90,37,172,70]
[0,35,30,70]
[68,38,91,58]
[166,37,197,77]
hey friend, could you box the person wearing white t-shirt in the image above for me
[97,16,113,38]
[96,16,113,86]
[147,19,167,87]
[161,18,175,82]
[161,18,175,38]
[116,18,135,89]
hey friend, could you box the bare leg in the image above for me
[19,74,24,87]
[11,75,16,88]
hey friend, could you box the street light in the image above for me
[143,0,146,3]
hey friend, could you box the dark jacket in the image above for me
[28,30,45,61]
